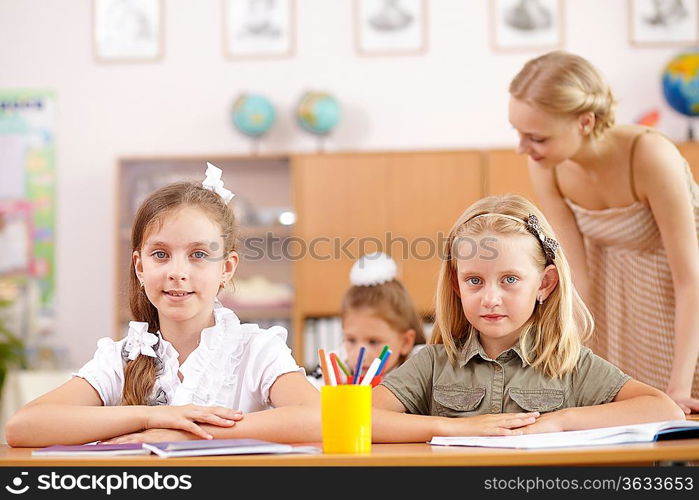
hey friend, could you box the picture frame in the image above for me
[629,0,699,47]
[223,0,295,60]
[490,0,564,52]
[354,0,428,56]
[92,0,164,62]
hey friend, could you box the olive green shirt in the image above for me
[381,335,631,416]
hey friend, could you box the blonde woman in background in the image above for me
[508,50,699,413]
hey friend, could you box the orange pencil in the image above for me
[329,353,343,385]
[318,348,331,386]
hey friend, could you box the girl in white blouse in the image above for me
[5,165,320,447]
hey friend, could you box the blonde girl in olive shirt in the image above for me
[370,194,683,442]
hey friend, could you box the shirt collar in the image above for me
[458,333,529,367]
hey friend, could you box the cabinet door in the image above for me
[483,149,538,205]
[386,152,482,313]
[292,154,391,317]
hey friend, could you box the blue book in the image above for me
[32,443,150,456]
[142,438,320,458]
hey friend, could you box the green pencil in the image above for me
[335,356,352,377]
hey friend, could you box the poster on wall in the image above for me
[93,0,164,62]
[224,0,295,59]
[629,0,699,46]
[490,0,564,52]
[354,0,427,55]
[0,90,56,312]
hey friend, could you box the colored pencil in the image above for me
[329,353,343,385]
[335,356,352,378]
[352,346,366,384]
[360,357,381,386]
[375,349,392,377]
[325,351,337,386]
[318,349,330,386]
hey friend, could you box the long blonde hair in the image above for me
[509,51,616,138]
[431,194,593,378]
[123,181,238,406]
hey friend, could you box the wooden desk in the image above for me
[1,440,698,467]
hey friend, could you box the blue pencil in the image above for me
[352,346,366,384]
[375,349,392,378]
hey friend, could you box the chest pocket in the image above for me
[508,388,564,413]
[432,386,486,417]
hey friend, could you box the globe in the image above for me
[662,51,699,118]
[296,91,340,135]
[231,93,276,138]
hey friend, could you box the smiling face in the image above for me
[133,206,238,336]
[508,97,586,167]
[455,233,557,357]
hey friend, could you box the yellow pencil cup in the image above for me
[321,385,372,454]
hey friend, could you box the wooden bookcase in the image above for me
[115,145,697,368]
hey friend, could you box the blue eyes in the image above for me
[465,276,519,285]
[151,251,208,260]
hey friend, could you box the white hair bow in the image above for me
[202,162,235,204]
[350,252,397,286]
[125,321,159,361]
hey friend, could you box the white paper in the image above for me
[429,420,699,449]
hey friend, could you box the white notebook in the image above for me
[142,438,320,458]
[429,419,699,449]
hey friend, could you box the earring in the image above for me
[538,296,544,305]
[140,281,144,288]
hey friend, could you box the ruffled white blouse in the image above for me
[75,301,303,412]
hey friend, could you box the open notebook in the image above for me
[429,420,699,449]
[33,439,321,458]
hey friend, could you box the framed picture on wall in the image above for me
[93,0,164,62]
[354,0,428,56]
[629,0,699,46]
[223,0,295,59]
[490,0,563,52]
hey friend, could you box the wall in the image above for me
[0,0,693,365]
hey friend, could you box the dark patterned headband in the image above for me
[467,213,559,265]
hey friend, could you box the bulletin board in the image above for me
[0,90,56,309]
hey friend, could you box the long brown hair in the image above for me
[122,181,238,405]
[341,280,426,366]
[431,194,593,378]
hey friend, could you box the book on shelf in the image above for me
[32,443,151,457]
[429,419,699,450]
[32,439,321,458]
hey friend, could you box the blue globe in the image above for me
[662,51,699,117]
[296,91,340,135]
[231,94,276,138]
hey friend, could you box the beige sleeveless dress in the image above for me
[561,132,699,398]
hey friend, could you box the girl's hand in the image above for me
[519,411,565,434]
[144,405,243,439]
[443,412,540,436]
[102,428,195,444]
